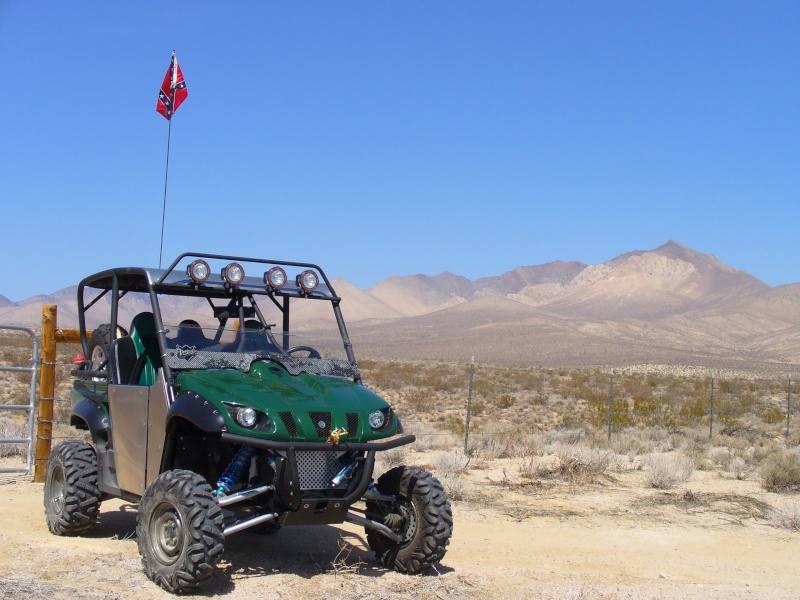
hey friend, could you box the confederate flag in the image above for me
[156,52,188,120]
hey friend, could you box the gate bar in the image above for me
[0,325,40,475]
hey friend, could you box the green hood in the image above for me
[175,359,396,442]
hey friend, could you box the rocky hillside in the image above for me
[2,241,798,369]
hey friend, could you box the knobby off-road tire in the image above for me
[44,441,102,536]
[87,323,127,373]
[136,470,225,593]
[365,465,453,574]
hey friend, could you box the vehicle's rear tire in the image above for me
[44,441,102,536]
[137,470,224,593]
[87,323,127,373]
[365,465,453,574]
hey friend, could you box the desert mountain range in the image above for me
[2,241,799,370]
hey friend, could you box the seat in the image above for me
[109,336,138,385]
[173,319,211,349]
[129,312,162,386]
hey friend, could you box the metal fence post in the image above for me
[464,356,475,454]
[607,368,614,443]
[788,374,793,439]
[709,373,715,440]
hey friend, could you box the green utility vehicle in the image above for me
[44,253,452,593]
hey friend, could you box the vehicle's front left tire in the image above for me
[44,441,102,535]
[365,465,453,574]
[137,469,225,593]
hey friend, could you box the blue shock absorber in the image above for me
[216,445,258,496]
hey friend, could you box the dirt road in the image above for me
[1,466,798,599]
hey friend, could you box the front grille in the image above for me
[279,412,297,437]
[346,413,360,436]
[296,451,340,489]
[309,411,331,438]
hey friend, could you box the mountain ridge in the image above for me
[1,242,797,369]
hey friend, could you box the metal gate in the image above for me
[0,326,40,475]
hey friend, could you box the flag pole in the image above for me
[159,117,172,269]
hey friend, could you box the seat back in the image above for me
[130,312,161,386]
[109,336,138,385]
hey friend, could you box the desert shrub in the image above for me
[444,414,466,437]
[0,418,26,458]
[497,393,516,409]
[772,500,800,531]
[760,450,800,492]
[553,445,613,484]
[610,431,649,457]
[547,428,588,446]
[438,474,466,501]
[375,445,408,474]
[756,401,785,425]
[402,387,430,411]
[405,422,458,452]
[644,453,694,489]
[730,456,748,480]
[432,449,470,478]
[469,399,486,415]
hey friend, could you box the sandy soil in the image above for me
[1,462,798,600]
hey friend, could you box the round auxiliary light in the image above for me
[187,260,211,283]
[297,269,319,293]
[368,409,385,430]
[236,407,258,428]
[265,266,287,289]
[222,262,245,286]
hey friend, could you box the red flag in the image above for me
[156,52,188,120]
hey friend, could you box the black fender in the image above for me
[166,391,227,433]
[70,398,110,443]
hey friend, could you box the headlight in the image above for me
[222,262,245,286]
[297,269,319,293]
[265,266,287,289]
[187,260,210,283]
[368,409,385,430]
[236,407,258,428]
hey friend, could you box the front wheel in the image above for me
[136,470,225,593]
[365,466,453,574]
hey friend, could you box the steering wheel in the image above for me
[286,345,321,359]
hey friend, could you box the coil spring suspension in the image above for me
[216,445,257,496]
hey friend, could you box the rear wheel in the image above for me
[365,465,452,574]
[137,470,224,593]
[87,323,127,373]
[44,441,102,535]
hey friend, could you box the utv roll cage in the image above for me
[75,252,360,385]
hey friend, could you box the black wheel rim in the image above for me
[396,499,418,545]
[149,501,184,565]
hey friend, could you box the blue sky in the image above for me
[1,1,798,302]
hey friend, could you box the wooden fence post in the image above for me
[34,304,57,482]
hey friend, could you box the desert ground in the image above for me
[2,446,799,600]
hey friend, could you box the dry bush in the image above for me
[406,422,458,452]
[0,417,26,458]
[772,500,800,531]
[374,445,408,474]
[438,474,467,501]
[432,449,470,478]
[760,449,800,492]
[729,456,748,480]
[524,444,613,484]
[643,453,694,489]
